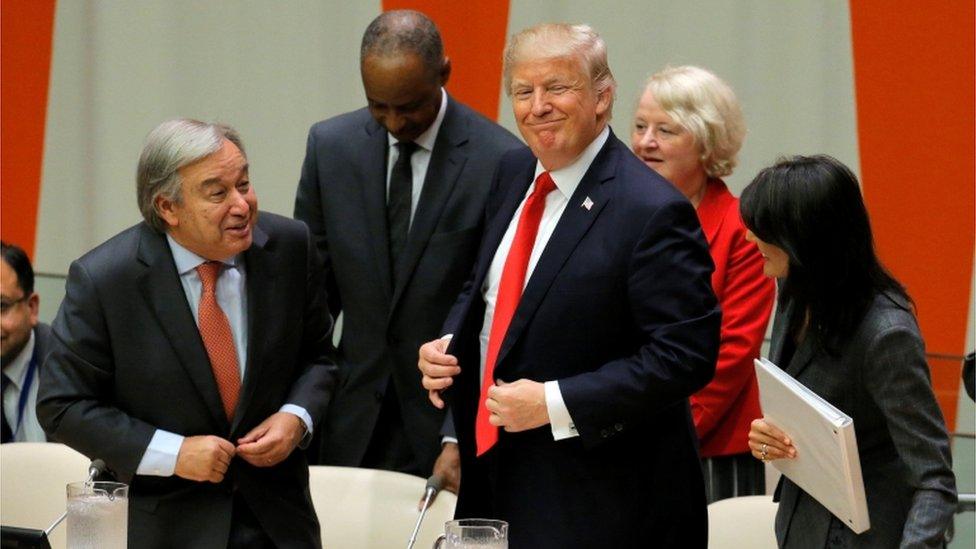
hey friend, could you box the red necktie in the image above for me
[196,261,241,420]
[476,172,557,456]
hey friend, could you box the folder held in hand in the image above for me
[754,357,870,534]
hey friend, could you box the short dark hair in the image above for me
[1,241,35,296]
[740,154,909,353]
[360,10,444,74]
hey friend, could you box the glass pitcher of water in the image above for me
[66,481,127,549]
[433,518,508,548]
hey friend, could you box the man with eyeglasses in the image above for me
[1,241,49,443]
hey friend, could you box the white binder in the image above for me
[754,357,870,533]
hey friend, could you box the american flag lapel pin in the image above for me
[582,196,594,210]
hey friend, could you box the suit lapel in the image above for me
[136,226,228,430]
[234,223,276,434]
[360,118,395,299]
[696,179,731,246]
[390,99,468,314]
[472,164,536,300]
[768,296,790,363]
[495,137,616,370]
[785,335,816,379]
[772,297,817,379]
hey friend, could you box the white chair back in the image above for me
[707,495,779,549]
[309,465,457,548]
[1,442,91,549]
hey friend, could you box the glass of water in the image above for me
[66,481,128,549]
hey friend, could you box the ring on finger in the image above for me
[760,443,768,461]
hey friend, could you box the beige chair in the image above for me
[1,442,91,549]
[309,465,457,548]
[707,495,779,549]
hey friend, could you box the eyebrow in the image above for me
[199,163,250,187]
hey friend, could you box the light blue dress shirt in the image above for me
[135,236,312,476]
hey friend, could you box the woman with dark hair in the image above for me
[743,155,957,547]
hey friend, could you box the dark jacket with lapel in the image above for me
[441,132,721,548]
[295,95,520,472]
[771,292,956,548]
[37,213,338,548]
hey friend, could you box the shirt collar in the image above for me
[165,234,240,276]
[4,329,36,387]
[534,125,610,199]
[387,88,448,152]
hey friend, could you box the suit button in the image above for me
[600,429,610,438]
[374,391,384,402]
[614,423,624,432]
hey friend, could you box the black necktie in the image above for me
[1,372,13,443]
[388,141,418,283]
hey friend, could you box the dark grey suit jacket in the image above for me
[294,95,520,473]
[37,213,338,548]
[771,292,957,548]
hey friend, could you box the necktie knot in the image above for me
[396,141,418,161]
[196,261,222,293]
[533,171,557,198]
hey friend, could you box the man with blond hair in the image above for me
[419,24,720,547]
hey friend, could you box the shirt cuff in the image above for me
[544,380,579,440]
[441,436,459,445]
[136,429,184,476]
[280,404,313,448]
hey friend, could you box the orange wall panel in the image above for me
[850,0,975,429]
[382,0,510,121]
[1,0,57,259]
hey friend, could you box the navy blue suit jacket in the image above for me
[442,131,720,548]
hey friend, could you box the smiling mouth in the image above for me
[225,222,251,236]
[528,119,565,129]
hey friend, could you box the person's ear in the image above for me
[440,57,452,87]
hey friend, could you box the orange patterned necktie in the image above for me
[196,261,240,420]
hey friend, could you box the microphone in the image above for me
[423,474,444,503]
[406,474,444,549]
[44,459,108,536]
[87,459,108,482]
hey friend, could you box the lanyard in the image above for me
[12,342,38,437]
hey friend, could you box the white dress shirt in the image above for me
[478,126,610,441]
[385,88,448,225]
[135,236,313,476]
[2,330,46,441]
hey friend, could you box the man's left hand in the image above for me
[236,412,305,467]
[486,379,549,432]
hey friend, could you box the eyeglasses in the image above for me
[0,295,29,316]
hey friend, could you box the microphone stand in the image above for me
[406,475,443,549]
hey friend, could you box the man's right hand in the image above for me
[174,435,236,483]
[418,338,461,408]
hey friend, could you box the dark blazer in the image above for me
[441,132,720,548]
[37,213,338,548]
[771,292,957,548]
[294,95,520,473]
